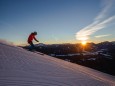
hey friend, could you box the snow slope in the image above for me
[0,42,115,86]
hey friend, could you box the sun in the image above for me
[81,41,87,45]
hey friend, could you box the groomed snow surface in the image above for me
[0,42,115,86]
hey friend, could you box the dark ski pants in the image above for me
[28,42,36,51]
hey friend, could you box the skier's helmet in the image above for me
[33,31,37,35]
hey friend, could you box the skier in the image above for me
[27,31,39,51]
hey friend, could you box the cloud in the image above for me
[0,39,14,46]
[76,0,115,41]
[95,0,113,21]
[95,34,111,38]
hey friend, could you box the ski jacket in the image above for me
[28,33,37,43]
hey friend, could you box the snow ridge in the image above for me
[0,42,115,86]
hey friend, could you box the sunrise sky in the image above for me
[0,0,115,45]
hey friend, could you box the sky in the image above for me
[0,0,115,45]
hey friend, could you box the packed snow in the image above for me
[0,42,115,86]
